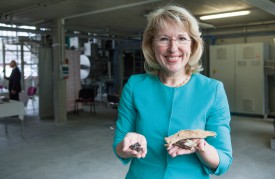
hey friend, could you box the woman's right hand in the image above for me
[116,132,147,159]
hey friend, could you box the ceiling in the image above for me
[1,0,275,38]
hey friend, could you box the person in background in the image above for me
[113,5,232,179]
[4,60,22,100]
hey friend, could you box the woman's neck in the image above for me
[159,71,190,87]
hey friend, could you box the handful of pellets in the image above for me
[129,142,141,152]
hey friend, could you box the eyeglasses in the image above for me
[155,36,192,47]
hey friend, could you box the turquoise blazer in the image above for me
[113,73,232,179]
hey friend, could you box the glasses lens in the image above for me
[155,37,191,46]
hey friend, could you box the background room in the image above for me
[0,0,275,179]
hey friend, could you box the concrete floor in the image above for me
[0,101,275,179]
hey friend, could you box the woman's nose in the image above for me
[168,39,179,53]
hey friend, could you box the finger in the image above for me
[122,137,132,151]
[170,150,178,158]
[125,150,136,158]
[134,153,142,158]
[140,147,147,158]
[169,147,189,157]
[176,148,196,155]
[197,139,206,152]
[168,146,196,157]
[166,145,173,150]
[138,136,147,157]
[167,146,179,155]
[129,149,138,156]
[129,150,144,159]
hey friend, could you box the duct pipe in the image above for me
[64,0,162,19]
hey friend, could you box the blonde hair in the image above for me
[142,5,204,75]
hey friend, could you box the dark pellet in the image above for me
[129,142,141,152]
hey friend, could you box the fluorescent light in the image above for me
[200,10,250,20]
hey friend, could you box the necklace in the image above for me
[175,75,191,87]
[160,74,191,87]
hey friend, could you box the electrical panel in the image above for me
[210,43,269,116]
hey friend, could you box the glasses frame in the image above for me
[154,37,192,47]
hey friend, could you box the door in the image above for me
[235,43,266,115]
[210,45,236,112]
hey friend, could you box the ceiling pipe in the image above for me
[208,20,275,30]
[241,0,275,15]
[65,33,139,41]
[63,0,163,36]
[0,26,50,35]
[64,0,163,19]
[0,0,68,17]
[0,25,139,41]
[203,30,275,40]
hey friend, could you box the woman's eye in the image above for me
[159,37,169,42]
[178,37,187,41]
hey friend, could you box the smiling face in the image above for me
[153,22,192,77]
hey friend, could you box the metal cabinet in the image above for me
[210,43,269,116]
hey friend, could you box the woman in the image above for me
[113,5,232,179]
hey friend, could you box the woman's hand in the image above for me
[167,139,206,158]
[167,139,219,169]
[116,132,147,159]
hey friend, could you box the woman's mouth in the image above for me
[166,56,182,62]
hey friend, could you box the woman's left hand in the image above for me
[167,139,206,158]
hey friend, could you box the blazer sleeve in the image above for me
[113,76,136,165]
[202,81,233,175]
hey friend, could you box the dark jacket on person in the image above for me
[5,67,22,100]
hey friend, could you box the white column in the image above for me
[52,18,67,123]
